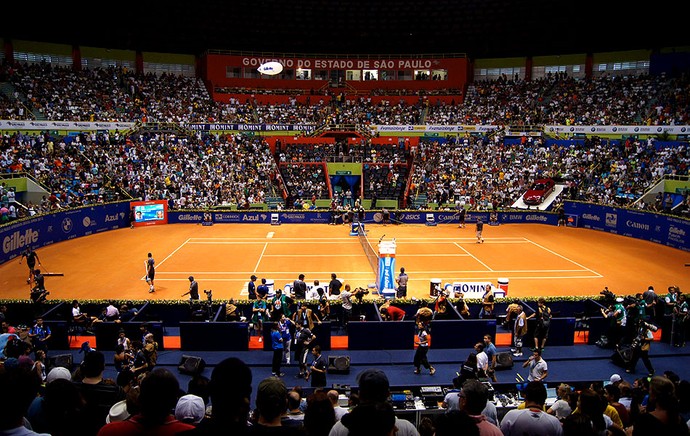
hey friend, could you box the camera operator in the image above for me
[627,319,657,376]
[601,296,627,347]
[626,293,648,325]
[672,293,688,347]
[30,269,49,304]
[181,276,200,302]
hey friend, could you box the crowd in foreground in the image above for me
[1,347,689,436]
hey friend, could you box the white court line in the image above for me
[141,238,191,281]
[263,254,371,257]
[154,271,375,275]
[523,237,603,278]
[267,232,275,238]
[187,241,362,244]
[254,242,268,273]
[454,242,494,272]
[186,237,527,242]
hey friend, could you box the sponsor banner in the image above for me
[565,202,690,251]
[186,123,316,132]
[238,56,455,70]
[545,125,690,135]
[371,125,499,133]
[378,256,396,292]
[450,281,493,299]
[0,203,130,264]
[0,120,135,131]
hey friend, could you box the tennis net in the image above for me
[357,225,379,279]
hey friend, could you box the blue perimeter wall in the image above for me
[3,201,690,265]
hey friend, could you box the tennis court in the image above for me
[1,222,689,301]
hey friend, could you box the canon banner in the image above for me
[565,202,690,251]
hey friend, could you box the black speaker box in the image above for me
[611,346,633,368]
[328,355,351,374]
[494,351,514,370]
[51,353,74,370]
[178,355,206,375]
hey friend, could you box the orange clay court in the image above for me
[1,223,690,301]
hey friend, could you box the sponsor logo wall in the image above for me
[0,203,130,264]
[566,202,690,251]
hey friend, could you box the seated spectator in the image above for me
[180,358,253,436]
[73,350,124,435]
[0,364,43,436]
[304,390,336,435]
[251,376,301,434]
[175,394,207,426]
[98,368,195,435]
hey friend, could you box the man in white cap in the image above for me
[609,374,622,386]
[175,394,206,425]
[46,366,72,384]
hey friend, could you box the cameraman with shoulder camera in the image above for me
[600,295,627,347]
[627,319,656,376]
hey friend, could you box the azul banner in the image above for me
[545,125,690,135]
[186,123,316,132]
[565,202,690,251]
[0,203,130,265]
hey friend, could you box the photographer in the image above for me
[627,319,656,376]
[30,269,49,304]
[600,296,627,347]
[181,276,200,302]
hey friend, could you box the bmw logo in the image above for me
[590,127,596,132]
[612,127,617,132]
[682,127,687,133]
[62,217,73,233]
[634,127,639,132]
[657,127,663,132]
[83,217,91,227]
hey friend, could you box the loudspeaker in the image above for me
[51,354,73,370]
[611,346,633,368]
[494,351,514,370]
[178,355,206,375]
[328,355,351,374]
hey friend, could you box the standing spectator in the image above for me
[328,273,342,296]
[252,295,269,342]
[478,284,494,319]
[305,345,327,388]
[474,342,489,379]
[257,278,269,300]
[278,314,294,365]
[293,322,315,379]
[483,334,498,382]
[459,380,503,435]
[512,305,527,356]
[523,349,548,382]
[339,284,354,329]
[270,323,285,377]
[500,381,563,435]
[395,267,408,298]
[248,275,258,300]
[293,303,321,331]
[98,368,194,435]
[293,274,307,300]
[673,293,688,347]
[28,317,51,357]
[270,289,293,322]
[413,323,435,375]
[528,297,552,351]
